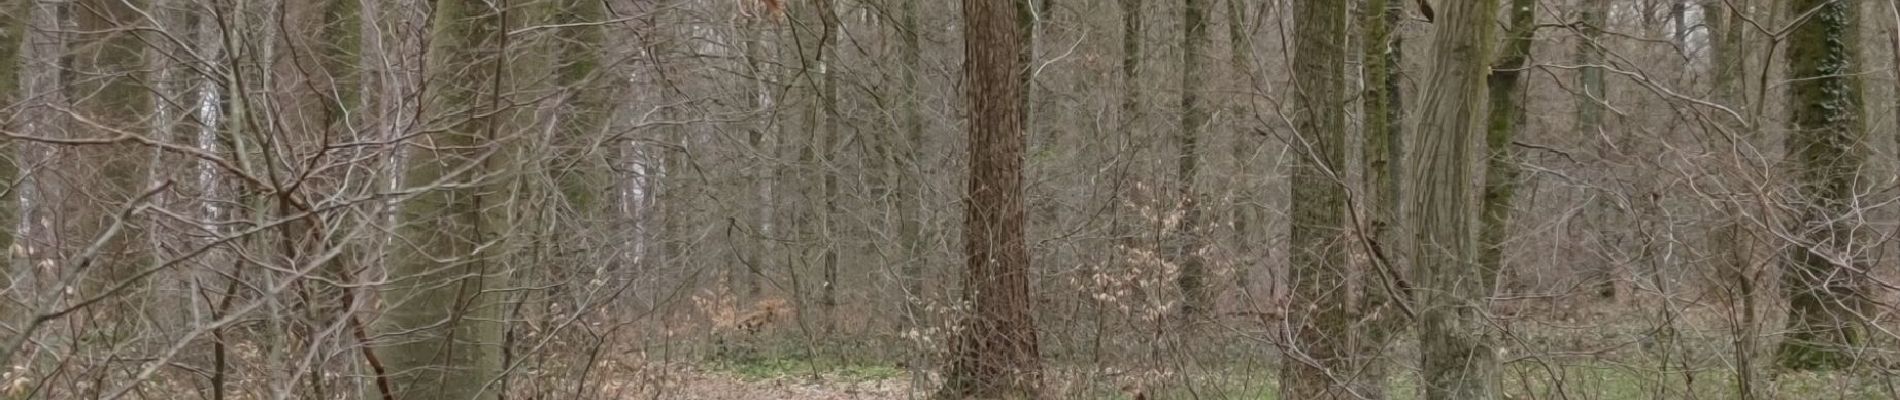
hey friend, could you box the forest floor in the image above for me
[591,361,910,399]
[640,369,910,399]
[616,298,1900,399]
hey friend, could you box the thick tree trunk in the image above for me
[376,1,513,398]
[553,0,611,216]
[939,0,1041,397]
[1173,0,1209,318]
[1775,0,1869,371]
[1283,0,1352,398]
[1409,0,1499,398]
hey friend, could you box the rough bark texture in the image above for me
[1775,0,1869,372]
[1409,0,1499,398]
[1283,0,1351,398]
[939,0,1041,397]
[1173,0,1209,318]
[377,1,510,399]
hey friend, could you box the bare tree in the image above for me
[0,0,25,295]
[1775,0,1871,371]
[1172,0,1209,318]
[1355,0,1406,397]
[939,0,1040,397]
[376,1,518,398]
[1480,0,1534,292]
[1283,0,1352,397]
[1409,0,1499,398]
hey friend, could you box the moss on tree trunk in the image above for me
[1775,0,1869,371]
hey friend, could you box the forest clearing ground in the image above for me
[634,298,1900,399]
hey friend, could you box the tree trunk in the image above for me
[1576,0,1626,301]
[815,0,842,335]
[1671,0,1689,48]
[1172,0,1209,318]
[1120,0,1142,131]
[1226,0,1259,290]
[1890,1,1900,175]
[1775,0,1869,371]
[739,6,778,301]
[1410,0,1499,398]
[1354,0,1406,397]
[1479,0,1534,296]
[0,0,27,299]
[553,0,611,217]
[939,0,1041,397]
[897,0,927,334]
[376,1,513,398]
[1017,0,1041,148]
[1283,0,1352,398]
[1705,0,1763,397]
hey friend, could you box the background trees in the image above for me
[1,0,1899,399]
[375,1,511,398]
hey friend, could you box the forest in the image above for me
[1,0,1898,399]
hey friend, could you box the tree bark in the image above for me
[1225,0,1259,290]
[1355,0,1406,397]
[1283,0,1353,398]
[553,0,611,216]
[1409,0,1499,398]
[897,0,927,333]
[0,0,27,298]
[1480,0,1534,296]
[939,0,1041,397]
[1775,0,1869,371]
[1172,0,1209,318]
[1120,0,1142,130]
